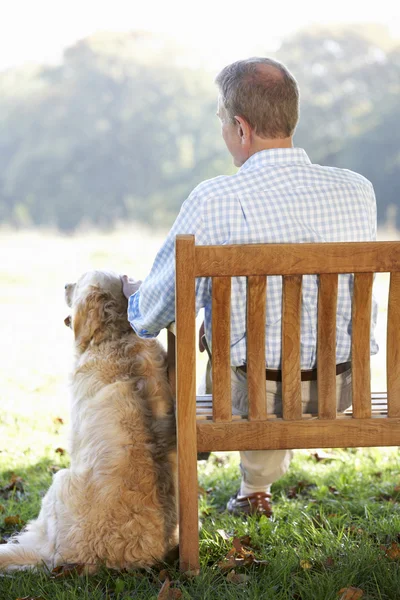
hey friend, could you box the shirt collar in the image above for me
[239,147,311,172]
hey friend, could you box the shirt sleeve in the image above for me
[127,188,210,337]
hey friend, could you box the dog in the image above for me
[0,270,177,572]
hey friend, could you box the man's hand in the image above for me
[121,275,142,300]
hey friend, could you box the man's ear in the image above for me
[234,115,252,144]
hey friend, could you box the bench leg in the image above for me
[178,429,200,573]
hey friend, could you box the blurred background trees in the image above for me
[0,26,399,231]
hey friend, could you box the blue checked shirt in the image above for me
[128,148,378,368]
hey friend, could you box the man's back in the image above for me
[194,147,377,368]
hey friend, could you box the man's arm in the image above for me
[127,189,210,338]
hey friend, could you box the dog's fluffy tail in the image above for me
[0,543,42,571]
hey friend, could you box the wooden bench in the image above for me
[167,235,400,573]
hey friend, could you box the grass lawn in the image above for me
[1,229,400,600]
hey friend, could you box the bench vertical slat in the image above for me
[282,275,302,420]
[175,235,199,573]
[387,272,400,417]
[247,276,267,421]
[351,272,373,419]
[317,274,338,419]
[212,277,232,422]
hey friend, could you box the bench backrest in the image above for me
[175,235,400,451]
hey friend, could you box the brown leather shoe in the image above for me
[227,491,273,517]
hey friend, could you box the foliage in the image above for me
[0,26,399,231]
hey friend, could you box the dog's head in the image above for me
[65,271,132,352]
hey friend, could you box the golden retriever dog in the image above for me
[0,271,177,572]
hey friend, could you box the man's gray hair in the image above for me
[215,57,299,139]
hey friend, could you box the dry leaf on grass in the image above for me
[226,570,250,584]
[300,560,312,570]
[217,536,268,572]
[287,480,315,499]
[216,529,232,541]
[157,577,183,599]
[0,475,24,499]
[311,449,339,462]
[4,515,24,527]
[55,447,66,456]
[50,563,86,578]
[384,541,400,560]
[338,587,364,599]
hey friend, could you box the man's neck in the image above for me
[250,137,293,156]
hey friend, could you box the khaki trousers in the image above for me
[200,362,352,488]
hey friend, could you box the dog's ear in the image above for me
[73,289,112,352]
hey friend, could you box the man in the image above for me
[123,57,378,517]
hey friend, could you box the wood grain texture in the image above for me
[282,275,302,420]
[387,272,400,417]
[317,274,338,419]
[212,277,232,422]
[351,273,373,419]
[247,276,267,420]
[194,241,400,277]
[175,235,199,572]
[196,418,400,452]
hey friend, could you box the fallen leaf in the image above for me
[300,559,312,570]
[0,475,24,499]
[287,480,315,499]
[338,587,364,599]
[157,577,183,599]
[158,569,170,581]
[226,570,250,584]
[217,529,232,540]
[311,450,339,462]
[218,538,259,571]
[55,447,66,456]
[50,563,86,578]
[325,557,335,567]
[385,542,400,560]
[4,515,23,527]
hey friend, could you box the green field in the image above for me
[1,228,399,600]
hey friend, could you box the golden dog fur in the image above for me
[0,271,177,572]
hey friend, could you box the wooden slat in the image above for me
[193,240,400,277]
[351,273,373,419]
[317,274,338,419]
[196,417,400,452]
[212,277,232,421]
[282,275,302,420]
[247,276,267,420]
[167,330,176,398]
[387,272,400,417]
[175,235,199,573]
